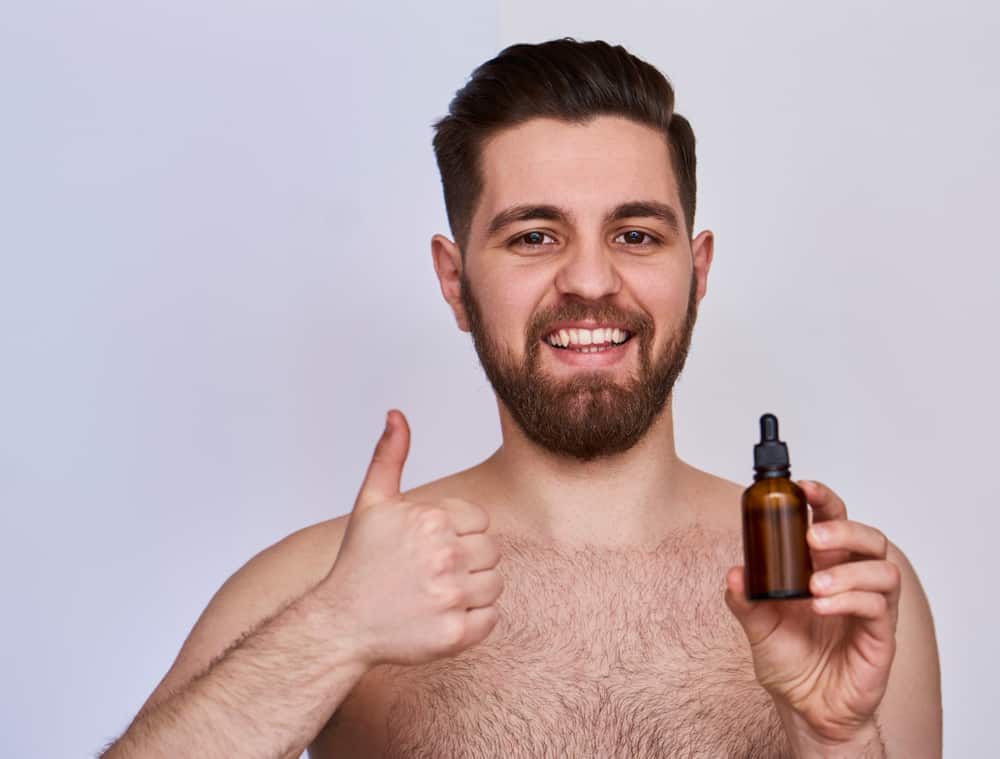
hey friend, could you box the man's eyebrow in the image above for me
[605,201,682,236]
[485,201,683,239]
[486,204,572,238]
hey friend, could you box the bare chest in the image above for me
[315,530,792,759]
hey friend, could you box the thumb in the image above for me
[355,409,411,509]
[723,566,781,647]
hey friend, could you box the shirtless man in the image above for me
[102,39,942,758]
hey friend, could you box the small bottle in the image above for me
[741,413,813,600]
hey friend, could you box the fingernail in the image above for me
[813,572,832,590]
[384,411,392,433]
[811,525,828,545]
[814,597,832,611]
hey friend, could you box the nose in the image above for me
[553,238,623,301]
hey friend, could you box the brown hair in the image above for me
[432,37,697,252]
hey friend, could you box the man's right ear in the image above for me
[430,234,470,332]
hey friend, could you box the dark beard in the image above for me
[459,272,699,462]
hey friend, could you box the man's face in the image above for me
[446,115,712,461]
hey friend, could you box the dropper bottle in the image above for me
[741,413,813,600]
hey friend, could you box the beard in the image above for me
[459,271,699,462]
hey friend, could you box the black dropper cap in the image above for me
[753,413,791,478]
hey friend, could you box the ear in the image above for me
[431,234,470,332]
[691,229,715,304]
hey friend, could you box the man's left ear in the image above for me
[431,234,470,332]
[692,229,715,304]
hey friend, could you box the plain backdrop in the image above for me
[2,1,996,756]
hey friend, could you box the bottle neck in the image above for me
[753,467,791,481]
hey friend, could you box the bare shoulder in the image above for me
[401,466,483,503]
[138,514,353,716]
[677,461,746,532]
[879,540,942,757]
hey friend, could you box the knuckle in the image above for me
[484,605,500,628]
[885,560,902,586]
[874,529,889,556]
[476,606,500,638]
[432,581,464,609]
[431,545,462,574]
[414,506,449,535]
[872,594,889,615]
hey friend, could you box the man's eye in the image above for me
[514,231,556,247]
[615,230,656,245]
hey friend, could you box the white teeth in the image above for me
[545,326,631,349]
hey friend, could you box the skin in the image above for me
[107,115,942,759]
[432,115,712,547]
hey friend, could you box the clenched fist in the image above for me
[319,409,504,668]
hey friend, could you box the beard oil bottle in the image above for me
[741,413,813,600]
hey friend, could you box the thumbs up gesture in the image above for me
[319,410,504,669]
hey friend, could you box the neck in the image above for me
[481,397,698,547]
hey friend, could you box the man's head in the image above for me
[430,39,714,462]
[432,38,697,253]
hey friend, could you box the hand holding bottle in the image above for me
[317,410,504,669]
[725,478,900,751]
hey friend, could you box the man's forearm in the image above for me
[102,589,370,759]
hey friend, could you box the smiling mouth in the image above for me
[543,326,634,353]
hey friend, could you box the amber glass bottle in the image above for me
[741,413,813,600]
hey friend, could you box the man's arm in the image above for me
[875,541,942,757]
[100,517,355,759]
[100,410,503,758]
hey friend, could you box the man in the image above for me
[103,38,941,758]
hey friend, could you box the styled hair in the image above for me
[432,37,697,252]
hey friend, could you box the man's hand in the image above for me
[318,408,504,668]
[724,480,899,755]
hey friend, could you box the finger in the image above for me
[723,566,782,647]
[460,605,500,648]
[798,480,847,523]
[808,545,853,573]
[807,520,889,560]
[810,560,902,603]
[462,568,504,608]
[460,532,502,572]
[811,590,895,636]
[812,590,897,655]
[356,409,411,508]
[440,497,491,535]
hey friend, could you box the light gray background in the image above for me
[2,1,995,756]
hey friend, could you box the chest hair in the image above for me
[375,526,792,759]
